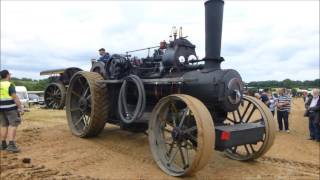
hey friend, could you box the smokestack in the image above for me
[204,0,224,69]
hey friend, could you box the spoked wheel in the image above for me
[149,94,214,176]
[44,82,66,109]
[224,95,276,161]
[66,71,109,137]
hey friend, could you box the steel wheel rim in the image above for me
[224,95,276,161]
[149,94,214,176]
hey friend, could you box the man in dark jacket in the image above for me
[260,89,270,106]
[98,48,110,63]
[305,88,320,142]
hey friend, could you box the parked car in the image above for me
[27,91,45,105]
[28,94,40,104]
[38,96,45,105]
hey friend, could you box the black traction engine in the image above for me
[43,0,276,177]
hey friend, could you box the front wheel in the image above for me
[149,94,214,176]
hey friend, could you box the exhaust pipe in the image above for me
[204,0,224,69]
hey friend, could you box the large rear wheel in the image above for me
[44,82,66,109]
[149,94,214,176]
[66,71,109,137]
[224,95,276,160]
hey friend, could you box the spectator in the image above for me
[268,92,277,116]
[303,91,308,102]
[98,48,110,62]
[305,88,320,142]
[254,93,261,100]
[260,89,270,106]
[305,93,312,104]
[276,88,290,133]
[286,89,292,115]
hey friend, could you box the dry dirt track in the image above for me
[0,98,319,180]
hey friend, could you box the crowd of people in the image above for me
[255,88,291,133]
[254,88,320,142]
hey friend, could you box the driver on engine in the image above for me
[98,48,110,62]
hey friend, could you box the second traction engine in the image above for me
[63,0,276,177]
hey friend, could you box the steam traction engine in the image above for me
[40,68,82,109]
[64,0,276,177]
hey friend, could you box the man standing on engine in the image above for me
[0,70,23,153]
[98,48,110,62]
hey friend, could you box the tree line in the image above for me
[3,77,319,91]
[10,77,51,91]
[247,79,319,89]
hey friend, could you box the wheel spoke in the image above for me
[71,90,81,98]
[184,145,190,167]
[159,110,174,128]
[178,108,189,128]
[236,109,242,122]
[232,146,238,153]
[249,144,256,153]
[185,140,194,147]
[168,147,179,164]
[170,102,178,127]
[187,133,197,142]
[226,117,236,123]
[83,87,89,98]
[183,126,197,134]
[46,92,53,96]
[179,146,188,169]
[242,102,251,119]
[167,141,176,157]
[244,144,250,155]
[232,112,237,123]
[78,78,86,91]
[48,101,54,107]
[70,107,81,112]
[55,89,61,95]
[245,106,256,123]
[75,116,84,126]
[82,115,90,128]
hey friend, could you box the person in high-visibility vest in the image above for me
[0,70,23,153]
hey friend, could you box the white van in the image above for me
[15,86,29,108]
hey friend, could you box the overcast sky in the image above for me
[1,0,319,82]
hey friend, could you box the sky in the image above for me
[1,0,319,82]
